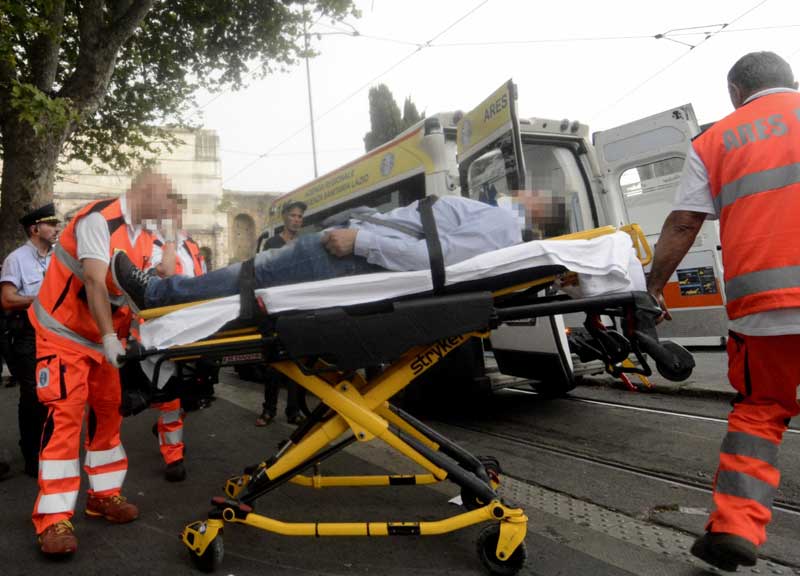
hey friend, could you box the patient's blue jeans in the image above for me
[144,233,384,307]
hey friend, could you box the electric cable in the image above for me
[222,0,489,186]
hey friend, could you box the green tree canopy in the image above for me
[363,84,423,152]
[0,0,356,255]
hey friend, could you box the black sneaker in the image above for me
[690,532,758,572]
[165,459,187,482]
[111,251,149,313]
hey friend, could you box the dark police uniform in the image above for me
[0,204,59,476]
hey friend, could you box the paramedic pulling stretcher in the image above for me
[28,170,183,556]
[116,212,693,574]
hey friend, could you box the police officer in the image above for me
[0,203,60,477]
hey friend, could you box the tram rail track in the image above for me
[446,421,800,517]
[506,386,800,434]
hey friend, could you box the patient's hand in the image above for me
[322,229,358,257]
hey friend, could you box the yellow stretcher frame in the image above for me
[178,330,528,575]
[132,224,653,574]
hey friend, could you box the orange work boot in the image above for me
[38,520,78,555]
[85,494,139,524]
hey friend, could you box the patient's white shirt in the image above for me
[351,196,522,271]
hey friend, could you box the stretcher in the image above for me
[121,225,694,575]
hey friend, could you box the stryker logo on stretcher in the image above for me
[410,335,467,376]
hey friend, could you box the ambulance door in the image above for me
[457,80,576,396]
[594,105,727,346]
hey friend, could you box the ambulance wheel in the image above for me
[476,524,527,576]
[461,459,501,511]
[189,536,224,573]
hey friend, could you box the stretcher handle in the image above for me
[619,224,652,266]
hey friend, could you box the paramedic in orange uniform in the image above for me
[28,169,182,556]
[647,51,800,572]
[147,229,207,482]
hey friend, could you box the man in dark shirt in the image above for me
[257,201,307,427]
[262,201,305,250]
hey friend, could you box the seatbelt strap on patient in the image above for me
[417,195,445,294]
[238,258,258,320]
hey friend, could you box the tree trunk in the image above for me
[0,117,68,259]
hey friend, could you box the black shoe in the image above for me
[111,251,149,313]
[4,377,16,388]
[164,459,186,482]
[690,532,758,572]
[0,460,9,480]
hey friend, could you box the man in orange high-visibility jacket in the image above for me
[28,169,182,556]
[146,230,207,482]
[647,51,800,572]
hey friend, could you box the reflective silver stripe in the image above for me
[37,490,79,514]
[40,459,81,481]
[85,445,127,469]
[160,429,184,446]
[721,431,779,467]
[53,243,128,308]
[54,242,84,280]
[715,162,800,212]
[160,410,182,425]
[716,470,776,509]
[87,469,126,492]
[726,265,800,302]
[33,299,103,353]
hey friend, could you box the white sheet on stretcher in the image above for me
[140,231,645,351]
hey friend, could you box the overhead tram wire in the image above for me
[588,0,771,123]
[222,0,490,187]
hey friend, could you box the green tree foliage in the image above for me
[402,96,422,128]
[363,84,422,152]
[0,0,356,255]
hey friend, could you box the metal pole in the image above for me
[304,25,319,178]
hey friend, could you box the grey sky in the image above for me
[197,0,799,193]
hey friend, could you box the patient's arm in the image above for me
[322,229,358,257]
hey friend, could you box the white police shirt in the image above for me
[0,241,52,297]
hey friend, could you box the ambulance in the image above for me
[261,80,723,396]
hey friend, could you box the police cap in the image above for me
[282,201,307,214]
[20,203,59,228]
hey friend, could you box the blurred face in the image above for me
[128,172,184,231]
[33,222,60,246]
[283,207,304,234]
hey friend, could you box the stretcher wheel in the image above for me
[654,341,695,382]
[476,523,527,576]
[189,535,224,573]
[460,458,501,511]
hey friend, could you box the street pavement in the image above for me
[0,348,779,576]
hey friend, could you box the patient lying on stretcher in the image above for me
[113,194,558,312]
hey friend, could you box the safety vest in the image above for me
[29,198,151,356]
[692,91,800,320]
[175,236,205,277]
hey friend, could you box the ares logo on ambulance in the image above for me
[484,94,509,122]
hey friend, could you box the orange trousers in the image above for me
[707,332,800,546]
[153,398,184,464]
[32,336,128,534]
